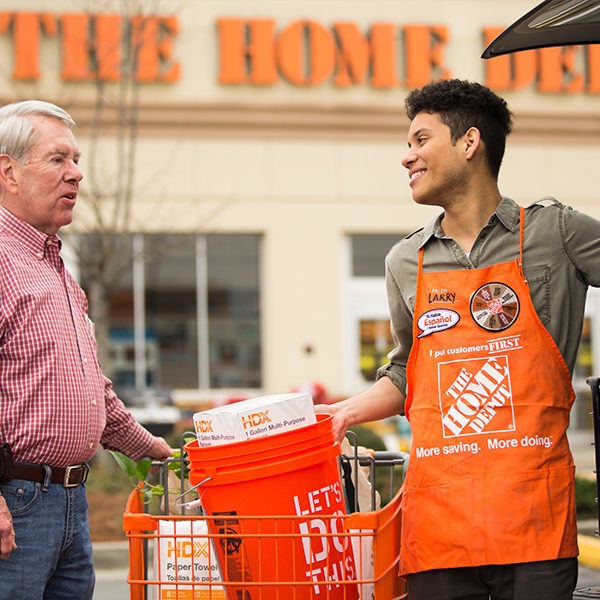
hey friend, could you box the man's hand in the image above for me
[0,494,17,560]
[147,437,174,461]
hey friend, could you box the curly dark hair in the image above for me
[405,79,513,178]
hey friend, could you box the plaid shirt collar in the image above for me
[0,206,62,258]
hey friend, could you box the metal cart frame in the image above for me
[122,432,408,600]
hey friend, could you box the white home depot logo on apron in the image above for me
[439,356,516,437]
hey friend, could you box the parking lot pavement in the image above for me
[579,563,600,587]
[93,565,600,599]
[94,569,129,599]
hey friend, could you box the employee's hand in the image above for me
[147,437,174,461]
[0,494,17,560]
[314,402,348,442]
[315,377,406,443]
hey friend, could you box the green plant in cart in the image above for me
[109,445,192,505]
[168,441,194,482]
[109,451,164,504]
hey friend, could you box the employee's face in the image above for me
[5,115,83,236]
[401,111,467,207]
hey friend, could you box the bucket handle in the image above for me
[173,476,212,511]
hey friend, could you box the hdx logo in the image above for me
[241,410,271,429]
[195,419,214,433]
[166,540,210,559]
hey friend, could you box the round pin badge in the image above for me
[470,282,519,331]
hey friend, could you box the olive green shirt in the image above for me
[377,196,600,397]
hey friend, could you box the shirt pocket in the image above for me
[523,264,551,325]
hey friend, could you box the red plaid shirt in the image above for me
[0,207,155,467]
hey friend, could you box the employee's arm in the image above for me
[315,376,405,442]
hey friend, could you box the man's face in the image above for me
[401,111,468,208]
[3,115,83,235]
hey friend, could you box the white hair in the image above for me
[0,100,76,162]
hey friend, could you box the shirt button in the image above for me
[92,399,97,406]
[83,358,88,365]
[45,239,53,246]
[36,252,44,259]
[89,442,94,449]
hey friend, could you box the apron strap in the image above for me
[519,205,524,266]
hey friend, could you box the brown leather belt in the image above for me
[12,462,89,487]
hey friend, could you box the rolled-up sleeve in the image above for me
[376,251,414,398]
[100,376,156,461]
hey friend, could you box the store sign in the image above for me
[1,12,598,93]
[0,12,180,82]
[217,18,600,94]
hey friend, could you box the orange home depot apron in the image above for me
[401,207,578,575]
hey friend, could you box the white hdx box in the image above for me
[193,392,316,447]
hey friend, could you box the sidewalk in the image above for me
[93,540,131,572]
[570,427,596,479]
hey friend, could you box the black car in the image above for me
[482,0,600,57]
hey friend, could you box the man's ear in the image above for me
[0,155,18,194]
[463,127,482,160]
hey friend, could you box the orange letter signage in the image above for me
[404,25,450,88]
[61,13,122,82]
[333,22,399,88]
[277,20,335,86]
[131,16,180,82]
[0,11,179,83]
[538,45,584,93]
[217,18,278,85]
[483,27,536,91]
[0,12,57,80]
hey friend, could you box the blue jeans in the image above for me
[0,478,95,599]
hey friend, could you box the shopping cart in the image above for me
[122,430,408,600]
[588,377,600,540]
[572,377,600,600]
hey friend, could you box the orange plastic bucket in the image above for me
[185,416,359,600]
[185,412,336,466]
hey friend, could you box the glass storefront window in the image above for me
[79,233,261,394]
[352,234,402,277]
[145,235,198,390]
[78,233,136,389]
[359,318,395,382]
[350,234,405,384]
[207,235,261,388]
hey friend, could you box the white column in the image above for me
[133,234,146,391]
[196,235,210,389]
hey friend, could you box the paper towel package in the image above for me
[153,519,225,600]
[193,392,316,446]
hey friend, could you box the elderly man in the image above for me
[0,100,172,599]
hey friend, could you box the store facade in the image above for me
[1,0,599,427]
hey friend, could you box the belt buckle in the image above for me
[63,464,89,487]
